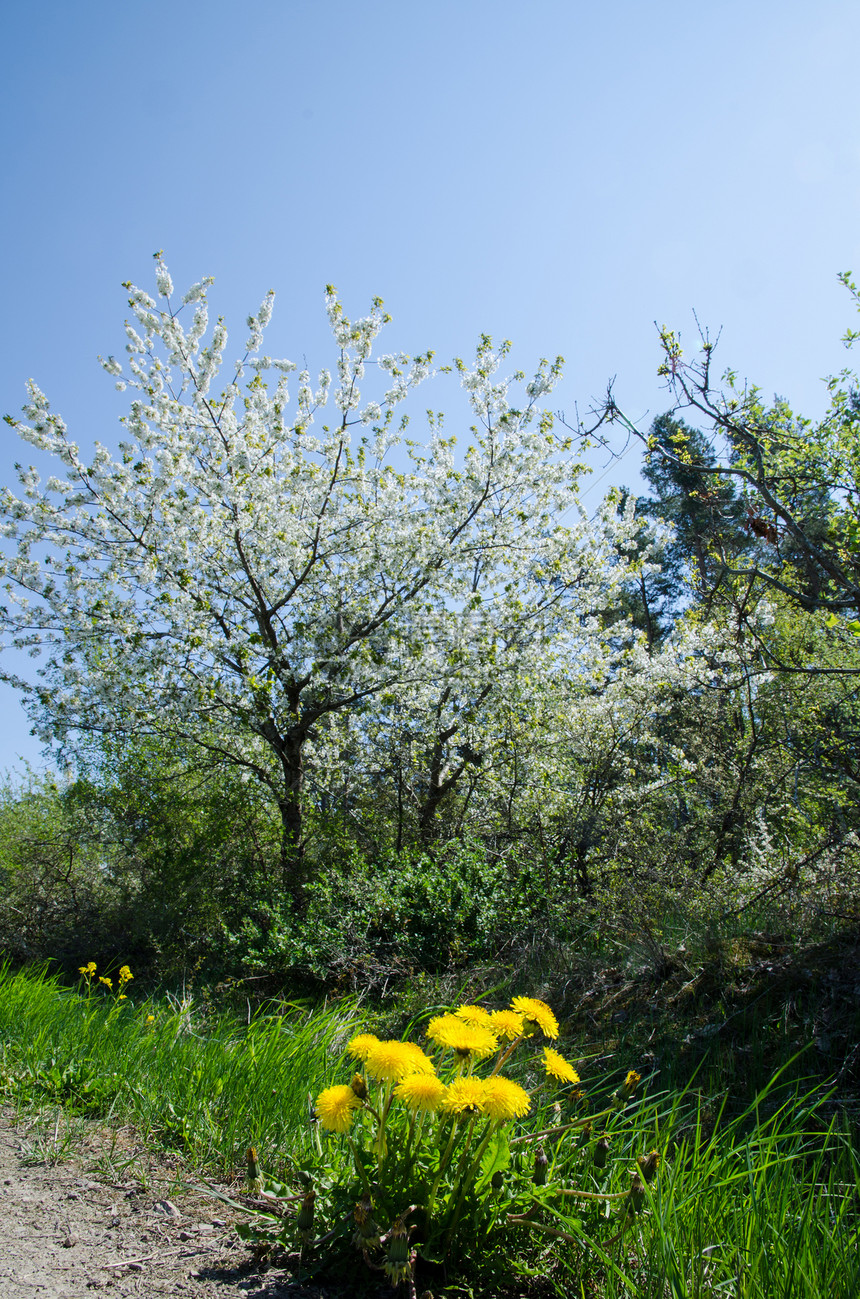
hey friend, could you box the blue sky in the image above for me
[2,0,860,774]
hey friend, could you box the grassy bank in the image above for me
[0,963,858,1296]
[0,963,363,1172]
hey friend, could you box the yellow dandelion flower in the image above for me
[401,1041,435,1074]
[441,1077,486,1116]
[366,1039,432,1082]
[543,1047,580,1084]
[455,1004,492,1026]
[489,1009,524,1040]
[427,1015,498,1058]
[394,1073,447,1113]
[620,1069,642,1098]
[426,1014,453,1044]
[316,1084,360,1133]
[347,1033,380,1062]
[510,996,559,1039]
[481,1075,531,1121]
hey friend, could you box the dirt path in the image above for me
[0,1110,322,1299]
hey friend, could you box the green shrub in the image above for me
[227,841,556,991]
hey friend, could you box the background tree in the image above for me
[608,280,860,640]
[636,413,756,620]
[1,257,640,906]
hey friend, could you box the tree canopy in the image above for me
[1,256,648,901]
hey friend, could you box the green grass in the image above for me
[0,962,858,1296]
[547,1081,860,1298]
[0,962,362,1175]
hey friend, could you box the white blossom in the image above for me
[154,255,173,299]
[0,260,713,881]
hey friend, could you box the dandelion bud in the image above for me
[593,1136,610,1169]
[629,1173,646,1214]
[297,1188,316,1241]
[246,1146,263,1194]
[384,1217,411,1286]
[532,1144,549,1186]
[352,1196,381,1251]
[350,1072,368,1100]
[578,1119,593,1145]
[637,1150,661,1183]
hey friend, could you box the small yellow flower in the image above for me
[455,1004,492,1026]
[510,996,559,1039]
[489,1009,524,1040]
[145,1015,155,1024]
[621,1069,642,1098]
[543,1047,580,1084]
[427,1015,498,1059]
[481,1075,531,1121]
[117,994,127,1001]
[394,1073,447,1113]
[346,1033,380,1062]
[118,965,133,985]
[316,1084,361,1133]
[366,1039,434,1082]
[78,962,97,977]
[99,976,113,989]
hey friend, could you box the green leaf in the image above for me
[476,1128,510,1193]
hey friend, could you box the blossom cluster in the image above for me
[243,991,650,1290]
[314,996,578,1136]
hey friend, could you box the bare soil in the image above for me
[0,1109,329,1299]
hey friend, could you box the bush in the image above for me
[228,841,558,992]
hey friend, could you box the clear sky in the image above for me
[2,0,860,774]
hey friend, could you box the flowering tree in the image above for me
[1,256,642,902]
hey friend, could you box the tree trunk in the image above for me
[257,717,309,911]
[417,726,465,847]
